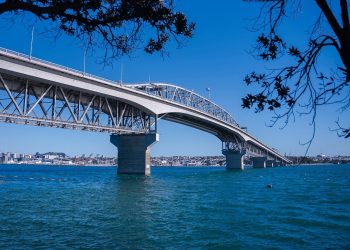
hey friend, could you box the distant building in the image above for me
[44,154,58,160]
[1,154,8,164]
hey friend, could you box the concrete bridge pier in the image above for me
[273,161,281,167]
[222,149,246,170]
[266,160,275,167]
[110,133,159,175]
[252,157,267,168]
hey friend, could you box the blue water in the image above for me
[0,165,350,249]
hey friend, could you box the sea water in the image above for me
[0,164,349,249]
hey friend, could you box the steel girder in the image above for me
[129,83,240,127]
[131,83,281,160]
[220,134,278,161]
[0,73,156,134]
[0,47,291,164]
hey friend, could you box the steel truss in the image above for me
[134,82,279,160]
[221,134,245,153]
[0,73,156,134]
[221,134,276,160]
[244,143,275,160]
[129,83,240,127]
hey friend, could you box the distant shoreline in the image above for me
[1,163,349,168]
[0,163,115,167]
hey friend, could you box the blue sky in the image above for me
[0,1,349,157]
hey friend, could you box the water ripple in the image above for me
[0,164,350,249]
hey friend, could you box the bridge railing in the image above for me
[0,47,240,128]
[128,83,240,128]
[0,47,119,86]
[0,47,292,162]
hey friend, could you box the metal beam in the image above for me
[59,87,78,122]
[0,74,23,115]
[26,85,52,115]
[105,97,117,128]
[79,95,96,122]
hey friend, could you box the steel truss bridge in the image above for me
[0,47,292,173]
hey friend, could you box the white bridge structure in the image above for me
[0,48,292,175]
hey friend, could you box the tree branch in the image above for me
[341,0,350,33]
[315,0,343,41]
[0,0,195,60]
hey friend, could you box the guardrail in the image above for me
[0,46,240,128]
[0,47,118,85]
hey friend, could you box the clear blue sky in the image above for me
[0,1,349,157]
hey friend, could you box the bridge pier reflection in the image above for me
[110,133,159,175]
[222,149,246,170]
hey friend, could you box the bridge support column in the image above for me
[273,161,281,167]
[222,149,246,170]
[110,133,159,175]
[252,157,267,168]
[266,160,274,167]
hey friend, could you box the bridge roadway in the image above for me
[0,47,292,175]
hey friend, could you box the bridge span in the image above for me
[0,47,292,175]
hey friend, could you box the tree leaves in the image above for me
[288,46,300,57]
[257,33,286,60]
[242,73,289,112]
[0,0,195,60]
[244,0,350,140]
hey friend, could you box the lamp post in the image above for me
[29,26,34,60]
[83,49,86,75]
[206,87,211,100]
[120,63,123,85]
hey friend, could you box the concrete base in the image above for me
[252,157,267,168]
[222,149,246,170]
[273,161,282,167]
[266,160,274,167]
[110,133,159,175]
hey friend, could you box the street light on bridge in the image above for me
[206,87,211,100]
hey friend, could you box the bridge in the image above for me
[0,47,292,175]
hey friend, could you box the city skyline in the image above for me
[2,148,349,158]
[2,150,349,166]
[0,1,349,157]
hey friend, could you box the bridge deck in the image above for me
[0,47,292,164]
